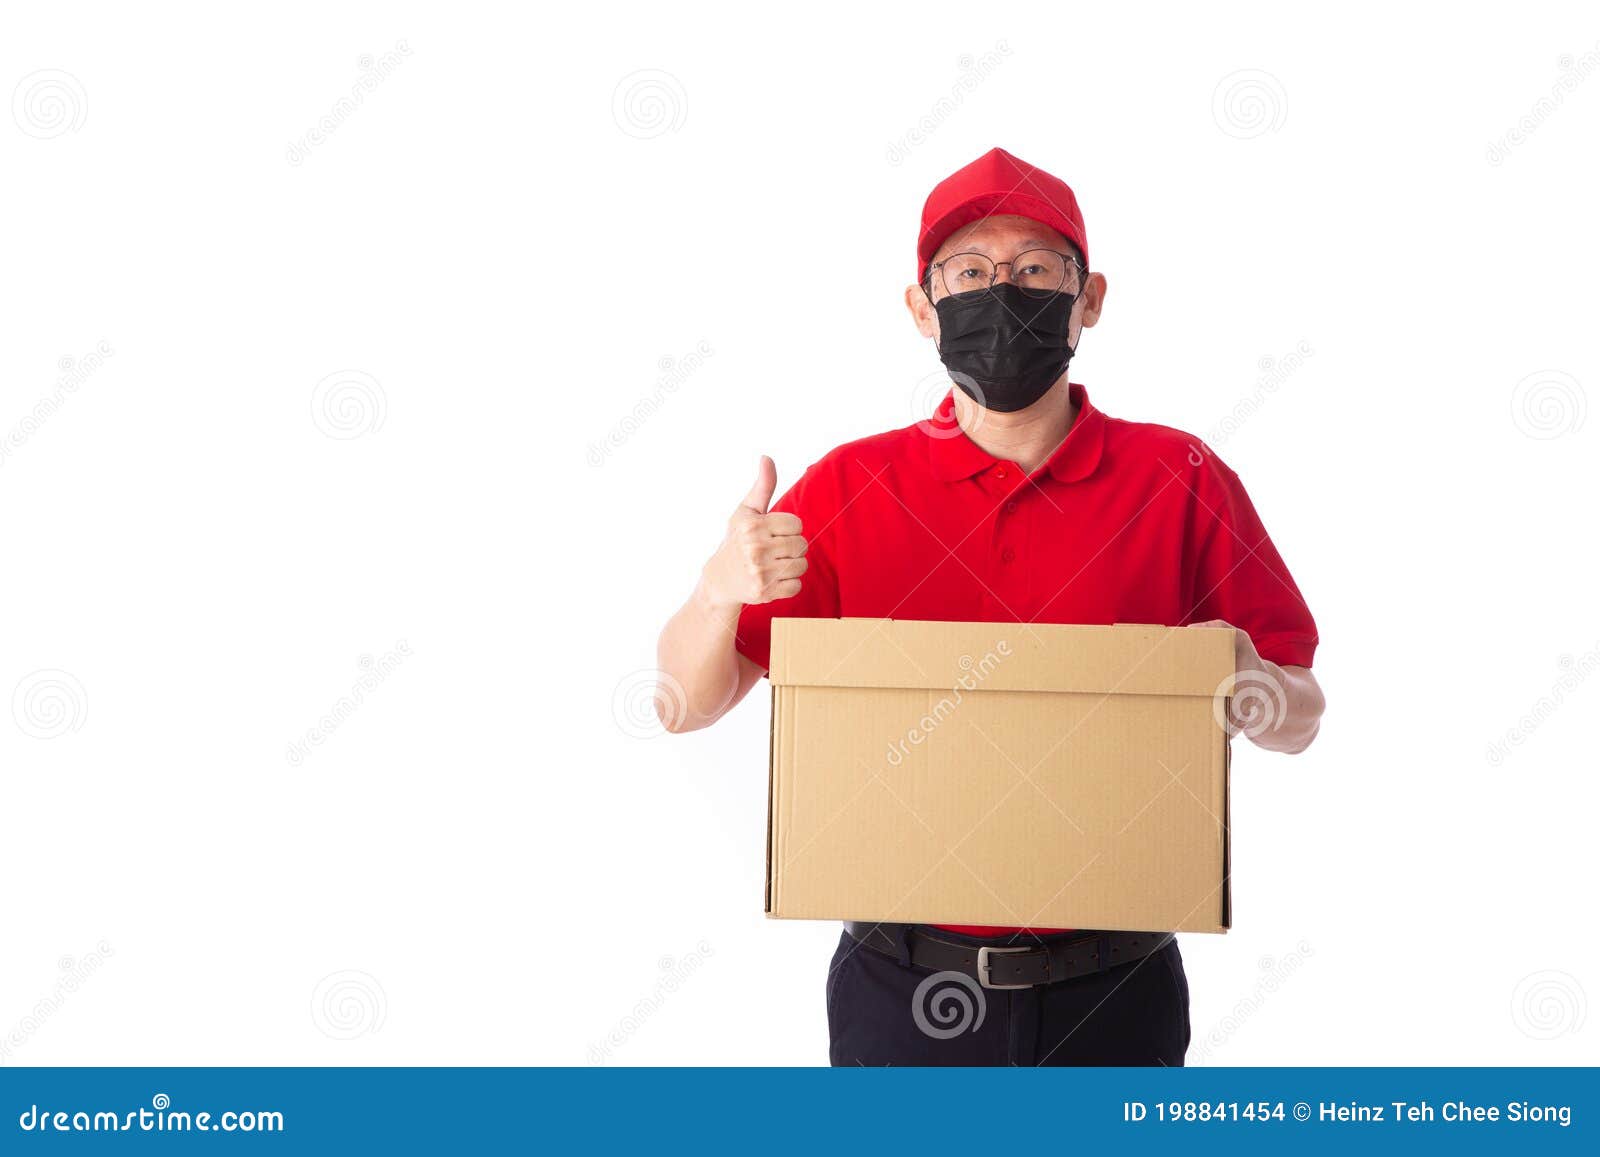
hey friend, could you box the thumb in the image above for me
[739,455,778,515]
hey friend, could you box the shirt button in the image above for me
[994,467,1008,480]
[1004,500,1018,515]
[1000,546,1016,564]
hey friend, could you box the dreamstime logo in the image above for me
[911,970,986,1039]
[612,70,687,139]
[1211,70,1287,140]
[285,642,413,765]
[285,42,412,166]
[12,69,87,139]
[1487,44,1600,166]
[12,670,88,740]
[1510,369,1586,440]
[1202,341,1314,450]
[16,1092,283,1133]
[588,340,714,466]
[1486,644,1600,766]
[612,668,688,738]
[0,941,115,1064]
[1191,940,1314,1063]
[885,42,1012,166]
[311,369,386,439]
[1510,970,1587,1040]
[588,940,713,1063]
[0,341,116,469]
[911,369,986,442]
[1214,668,1287,740]
[886,643,1011,766]
[310,970,387,1040]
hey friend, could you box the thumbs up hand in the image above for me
[701,456,809,609]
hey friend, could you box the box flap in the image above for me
[770,618,1234,698]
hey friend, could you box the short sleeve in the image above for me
[1185,453,1319,668]
[733,464,841,673]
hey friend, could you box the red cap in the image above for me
[916,147,1088,282]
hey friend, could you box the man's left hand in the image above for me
[1186,619,1325,754]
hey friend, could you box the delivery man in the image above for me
[655,147,1324,1066]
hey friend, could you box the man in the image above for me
[655,147,1324,1066]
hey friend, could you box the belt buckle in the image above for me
[975,944,1036,990]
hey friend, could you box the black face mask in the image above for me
[933,282,1080,413]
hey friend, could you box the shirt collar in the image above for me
[924,381,1107,484]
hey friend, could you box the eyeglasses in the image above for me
[928,248,1083,300]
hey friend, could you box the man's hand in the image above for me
[654,457,806,734]
[700,455,809,610]
[1188,619,1324,754]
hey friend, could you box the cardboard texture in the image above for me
[765,618,1237,934]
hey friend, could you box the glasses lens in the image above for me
[939,253,994,298]
[1012,249,1076,295]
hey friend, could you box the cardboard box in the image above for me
[765,618,1237,933]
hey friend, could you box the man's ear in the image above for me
[904,282,939,339]
[1079,272,1108,329]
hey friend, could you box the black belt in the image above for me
[844,921,1174,990]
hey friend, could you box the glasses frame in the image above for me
[926,248,1085,301]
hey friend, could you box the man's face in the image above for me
[904,213,1106,350]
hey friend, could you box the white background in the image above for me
[2,1,1596,1067]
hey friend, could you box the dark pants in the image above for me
[825,926,1191,1066]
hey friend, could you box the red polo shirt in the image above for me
[736,382,1318,937]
